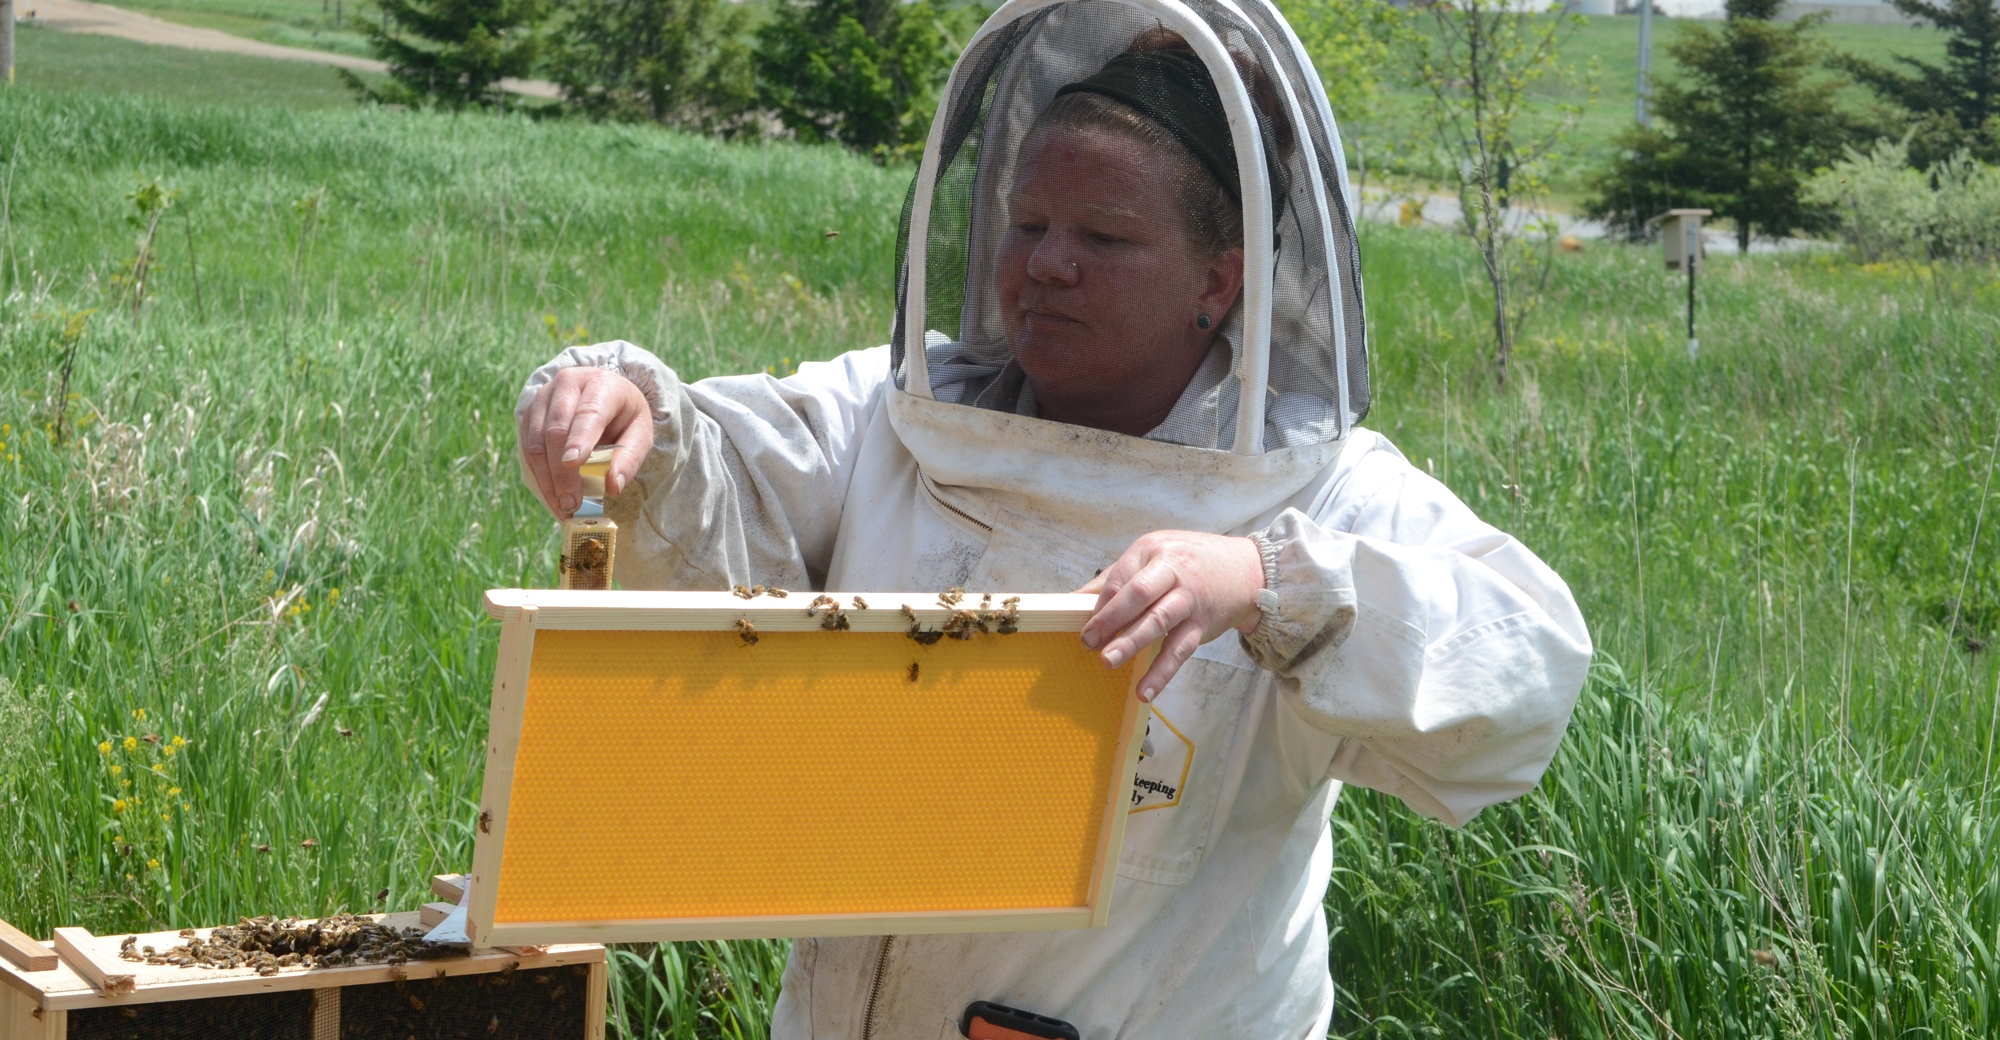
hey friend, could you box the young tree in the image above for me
[752,0,955,161]
[547,0,755,133]
[351,0,546,110]
[1279,0,1409,190]
[1834,0,1999,165]
[1408,0,1588,387]
[1585,0,1855,251]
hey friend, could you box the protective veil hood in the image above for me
[887,0,1370,549]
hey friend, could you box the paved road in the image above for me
[1355,184,1828,256]
[29,0,561,99]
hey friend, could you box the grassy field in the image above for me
[2,48,1997,1040]
[13,24,376,107]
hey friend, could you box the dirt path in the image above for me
[30,0,560,99]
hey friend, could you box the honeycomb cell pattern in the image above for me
[495,629,1135,923]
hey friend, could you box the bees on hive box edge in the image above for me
[735,618,759,645]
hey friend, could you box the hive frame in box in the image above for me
[0,913,606,1040]
[469,589,1152,948]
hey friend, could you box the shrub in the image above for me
[1803,137,2000,264]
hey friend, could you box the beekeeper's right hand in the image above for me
[517,366,653,519]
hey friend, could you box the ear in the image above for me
[1197,247,1245,326]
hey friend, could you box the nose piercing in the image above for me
[1197,314,1212,330]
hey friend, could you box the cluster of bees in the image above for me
[909,589,1021,643]
[731,584,789,599]
[729,589,1020,645]
[117,914,460,975]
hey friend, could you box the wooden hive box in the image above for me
[0,890,606,1040]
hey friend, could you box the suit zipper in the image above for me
[920,471,993,533]
[860,935,896,1040]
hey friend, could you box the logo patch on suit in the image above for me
[1130,709,1193,811]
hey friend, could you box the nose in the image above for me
[1023,229,1081,287]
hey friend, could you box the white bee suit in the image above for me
[514,0,1590,1033]
[517,341,1589,1038]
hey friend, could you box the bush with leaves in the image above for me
[752,0,956,161]
[344,0,546,110]
[1585,0,1857,251]
[547,0,755,132]
[1802,137,2000,265]
[1834,0,2000,166]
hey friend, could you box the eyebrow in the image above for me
[1006,194,1143,222]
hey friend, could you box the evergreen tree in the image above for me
[752,0,954,160]
[352,0,546,110]
[1834,0,1999,164]
[547,0,755,132]
[1585,0,1856,250]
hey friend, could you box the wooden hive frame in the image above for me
[471,588,1152,947]
[0,888,606,1040]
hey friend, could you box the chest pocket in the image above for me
[1115,638,1258,887]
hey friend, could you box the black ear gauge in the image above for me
[1197,314,1212,330]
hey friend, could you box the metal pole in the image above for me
[1,0,15,86]
[1685,223,1698,360]
[1636,0,1653,127]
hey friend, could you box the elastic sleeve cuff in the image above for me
[1237,509,1360,673]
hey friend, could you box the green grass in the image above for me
[0,81,1995,1039]
[13,23,378,107]
[109,0,378,59]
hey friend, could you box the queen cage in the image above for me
[891,0,1369,453]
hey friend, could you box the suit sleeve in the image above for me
[1239,453,1592,826]
[516,342,890,591]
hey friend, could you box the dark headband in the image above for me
[1053,47,1255,208]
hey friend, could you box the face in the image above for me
[996,126,1243,435]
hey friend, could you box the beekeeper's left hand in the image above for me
[1077,531,1265,702]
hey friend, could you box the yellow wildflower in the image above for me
[151,763,165,774]
[110,765,122,776]
[171,735,186,748]
[167,786,181,796]
[112,799,127,813]
[328,588,341,603]
[147,859,160,870]
[162,745,176,757]
[98,741,112,754]
[133,708,146,721]
[123,736,138,752]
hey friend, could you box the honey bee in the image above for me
[808,593,838,617]
[300,838,319,849]
[564,536,610,587]
[255,843,272,854]
[337,725,355,738]
[907,623,944,646]
[938,586,966,607]
[732,585,754,599]
[980,592,992,609]
[735,618,759,645]
[851,595,869,610]
[908,662,920,683]
[478,809,492,833]
[900,604,919,624]
[942,609,980,640]
[374,888,391,903]
[820,606,850,631]
[767,588,789,598]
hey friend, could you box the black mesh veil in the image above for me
[890,0,1368,454]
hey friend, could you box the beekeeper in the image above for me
[513,0,1591,1035]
